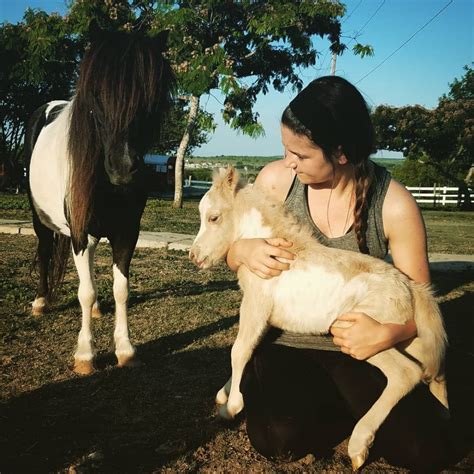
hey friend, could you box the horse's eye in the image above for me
[208,215,220,223]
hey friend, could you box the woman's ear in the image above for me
[336,147,348,165]
[337,153,348,165]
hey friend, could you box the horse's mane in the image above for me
[68,30,174,251]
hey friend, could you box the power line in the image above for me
[342,0,363,24]
[346,0,385,47]
[321,0,385,74]
[355,0,454,85]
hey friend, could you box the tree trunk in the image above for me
[173,95,200,208]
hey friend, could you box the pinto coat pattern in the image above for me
[25,28,174,375]
[190,167,448,469]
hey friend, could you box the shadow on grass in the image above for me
[431,266,473,297]
[0,317,237,473]
[1,294,472,473]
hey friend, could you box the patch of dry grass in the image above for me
[1,234,473,472]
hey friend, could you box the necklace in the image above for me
[326,180,353,238]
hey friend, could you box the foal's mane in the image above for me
[68,30,174,252]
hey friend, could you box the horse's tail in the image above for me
[412,283,447,381]
[31,232,71,300]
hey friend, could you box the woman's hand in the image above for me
[330,313,416,360]
[227,238,295,279]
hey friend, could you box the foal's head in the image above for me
[190,167,243,269]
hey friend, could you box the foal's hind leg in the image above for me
[31,213,54,316]
[348,348,424,470]
[110,233,140,368]
[73,239,99,375]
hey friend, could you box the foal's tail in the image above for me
[31,232,71,300]
[412,283,447,381]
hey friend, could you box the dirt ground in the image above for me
[0,234,473,473]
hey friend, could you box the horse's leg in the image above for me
[220,292,270,420]
[347,348,424,470]
[31,211,54,316]
[110,233,140,368]
[72,238,99,375]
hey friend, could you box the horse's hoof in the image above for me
[351,453,367,471]
[32,297,47,317]
[117,354,142,368]
[92,306,102,319]
[32,307,44,317]
[73,359,95,375]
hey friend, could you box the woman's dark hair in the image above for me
[281,75,376,254]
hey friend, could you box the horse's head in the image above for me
[190,167,244,269]
[70,27,174,187]
[67,26,174,251]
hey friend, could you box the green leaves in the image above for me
[352,43,374,58]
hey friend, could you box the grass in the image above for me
[1,233,473,473]
[2,192,472,254]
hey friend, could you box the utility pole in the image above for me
[330,52,337,75]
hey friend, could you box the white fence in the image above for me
[406,186,473,206]
[185,178,472,206]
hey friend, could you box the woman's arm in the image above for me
[331,179,429,359]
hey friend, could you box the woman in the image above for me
[226,76,451,470]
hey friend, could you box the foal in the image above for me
[190,167,448,469]
[26,28,174,374]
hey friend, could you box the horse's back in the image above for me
[28,100,71,235]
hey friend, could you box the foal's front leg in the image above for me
[73,238,99,375]
[219,292,270,420]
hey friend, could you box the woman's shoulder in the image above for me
[254,159,294,202]
[383,178,420,224]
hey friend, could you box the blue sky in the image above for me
[1,0,473,157]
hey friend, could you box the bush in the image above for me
[391,158,446,187]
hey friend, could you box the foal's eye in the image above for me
[208,215,220,223]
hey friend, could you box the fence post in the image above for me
[433,183,437,208]
[442,186,447,206]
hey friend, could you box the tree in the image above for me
[153,0,373,207]
[0,2,213,188]
[372,65,474,209]
[0,10,80,189]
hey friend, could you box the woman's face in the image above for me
[281,125,336,186]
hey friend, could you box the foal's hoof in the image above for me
[217,403,234,421]
[351,452,368,471]
[117,354,142,368]
[73,359,95,375]
[92,306,103,319]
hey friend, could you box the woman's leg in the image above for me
[240,343,354,461]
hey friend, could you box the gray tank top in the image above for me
[269,161,391,350]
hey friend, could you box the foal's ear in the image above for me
[213,166,241,194]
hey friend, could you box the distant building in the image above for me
[144,154,176,190]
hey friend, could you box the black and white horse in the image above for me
[25,27,174,374]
